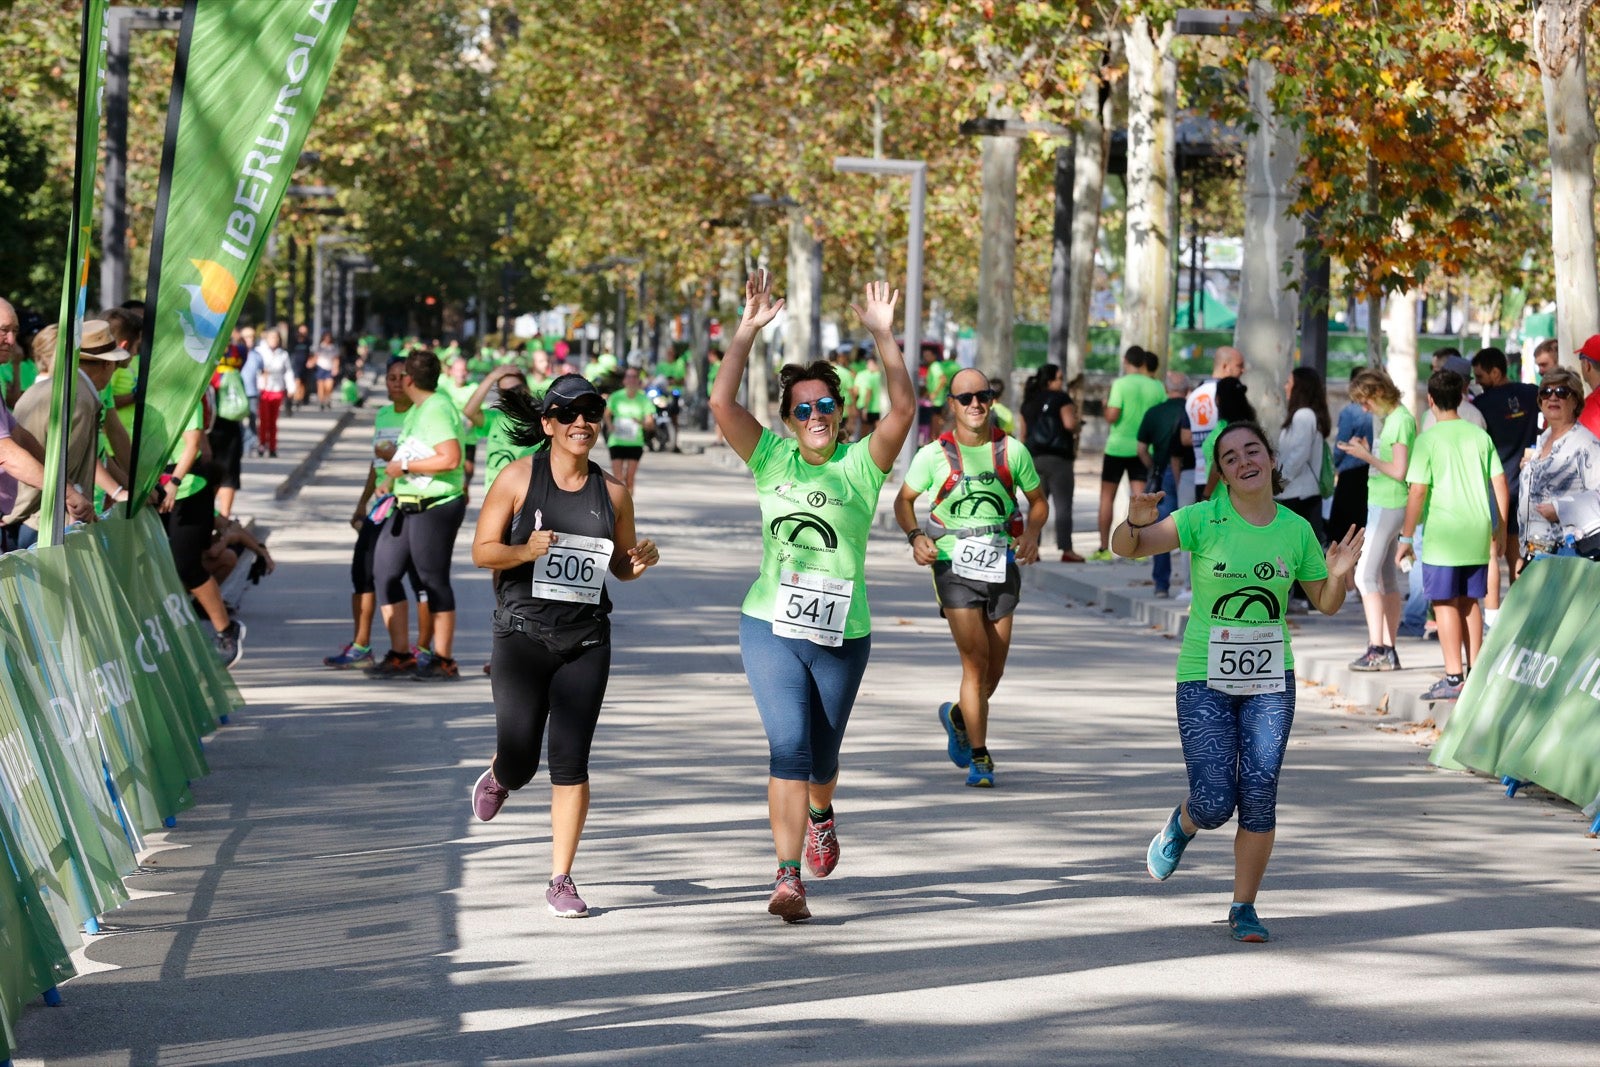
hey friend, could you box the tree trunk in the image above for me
[1121,16,1176,364]
[1385,289,1421,419]
[1234,45,1302,433]
[784,210,821,366]
[1066,62,1112,382]
[977,128,1019,381]
[1535,0,1600,368]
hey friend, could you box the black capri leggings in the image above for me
[372,495,466,612]
[352,516,426,597]
[490,631,611,787]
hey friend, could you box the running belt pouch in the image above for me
[493,607,610,656]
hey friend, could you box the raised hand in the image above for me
[1324,525,1364,581]
[1126,490,1165,528]
[849,280,900,337]
[739,269,785,333]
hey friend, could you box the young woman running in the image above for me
[710,272,915,923]
[603,366,654,493]
[467,374,660,918]
[1114,421,1362,942]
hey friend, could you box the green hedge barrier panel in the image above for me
[1431,557,1600,813]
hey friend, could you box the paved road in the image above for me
[14,414,1600,1066]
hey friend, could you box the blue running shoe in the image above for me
[1229,902,1270,942]
[966,753,995,787]
[324,642,373,669]
[1146,805,1195,881]
[939,702,972,768]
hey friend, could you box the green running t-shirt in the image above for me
[1106,373,1167,459]
[372,402,407,492]
[1173,493,1328,683]
[393,391,465,500]
[904,434,1039,561]
[1368,405,1418,509]
[742,428,890,639]
[606,390,654,448]
[165,403,208,500]
[1407,418,1504,566]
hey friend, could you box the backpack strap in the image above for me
[931,431,963,510]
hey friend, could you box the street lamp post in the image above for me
[833,156,926,479]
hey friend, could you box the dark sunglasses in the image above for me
[952,389,996,406]
[547,399,604,423]
[1539,386,1575,400]
[790,396,838,421]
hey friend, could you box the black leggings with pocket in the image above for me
[372,495,466,612]
[490,630,611,788]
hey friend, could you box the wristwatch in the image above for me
[401,456,411,474]
[906,528,925,544]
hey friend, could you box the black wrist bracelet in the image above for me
[1127,518,1157,529]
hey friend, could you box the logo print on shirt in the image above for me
[948,489,1013,519]
[1211,586,1282,623]
[770,513,839,550]
[1254,562,1277,581]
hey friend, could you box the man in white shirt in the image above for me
[1185,345,1244,498]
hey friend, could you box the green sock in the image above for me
[808,805,832,823]
[778,859,801,871]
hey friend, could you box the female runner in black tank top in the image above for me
[467,374,660,918]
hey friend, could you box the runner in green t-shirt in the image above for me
[603,366,655,492]
[709,272,915,924]
[896,367,1047,789]
[851,356,884,434]
[372,351,468,681]
[1097,348,1168,559]
[1113,420,1362,945]
[325,357,432,671]
[1397,369,1509,703]
[439,357,483,492]
[830,347,857,428]
[1335,369,1418,673]
[459,364,550,492]
[924,354,962,438]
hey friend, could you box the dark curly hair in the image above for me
[778,360,843,420]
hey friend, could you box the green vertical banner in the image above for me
[39,0,110,547]
[129,0,355,504]
[1431,558,1600,813]
[0,802,74,1064]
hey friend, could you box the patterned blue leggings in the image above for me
[1175,673,1295,833]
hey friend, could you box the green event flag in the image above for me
[130,0,355,504]
[39,0,110,547]
[1431,557,1600,812]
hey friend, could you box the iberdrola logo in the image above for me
[177,259,237,364]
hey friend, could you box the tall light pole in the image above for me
[833,156,926,478]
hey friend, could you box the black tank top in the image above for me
[496,454,616,632]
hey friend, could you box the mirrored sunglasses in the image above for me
[547,399,604,423]
[952,389,996,406]
[790,396,838,421]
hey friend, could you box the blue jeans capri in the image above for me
[1175,672,1296,833]
[739,612,871,783]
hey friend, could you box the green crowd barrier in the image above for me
[0,510,241,1052]
[1431,557,1600,816]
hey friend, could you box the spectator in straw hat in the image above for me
[2,321,133,548]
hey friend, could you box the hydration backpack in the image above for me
[931,427,1024,539]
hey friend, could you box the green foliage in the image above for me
[0,106,69,310]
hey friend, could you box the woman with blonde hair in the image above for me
[1336,369,1415,671]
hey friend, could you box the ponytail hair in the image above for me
[496,384,551,448]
